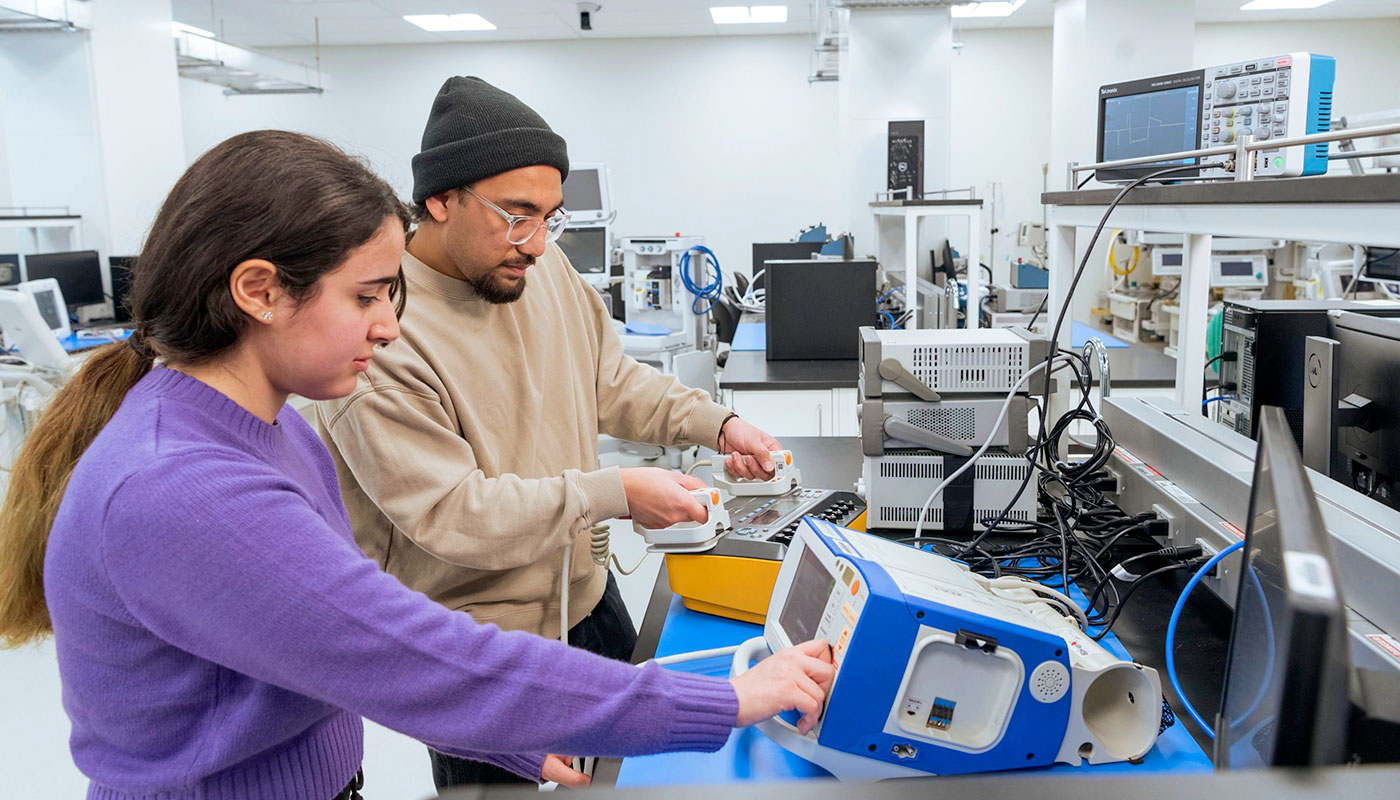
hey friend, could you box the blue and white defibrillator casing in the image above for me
[733,518,1162,779]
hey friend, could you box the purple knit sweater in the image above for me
[44,367,737,800]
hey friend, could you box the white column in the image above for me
[87,0,187,257]
[1049,0,1197,192]
[1177,233,1213,409]
[1046,0,1198,394]
[838,6,953,273]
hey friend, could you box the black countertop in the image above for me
[720,332,1177,390]
[1043,173,1400,207]
[718,349,859,391]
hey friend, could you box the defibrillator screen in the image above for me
[779,545,835,644]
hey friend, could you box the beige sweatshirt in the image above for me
[315,246,732,638]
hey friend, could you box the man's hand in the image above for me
[719,417,782,481]
[620,467,708,529]
[542,754,590,787]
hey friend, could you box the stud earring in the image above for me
[261,311,273,321]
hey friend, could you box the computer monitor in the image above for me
[23,250,105,307]
[0,253,19,287]
[557,227,608,276]
[1214,405,1350,768]
[765,259,877,360]
[561,162,611,224]
[109,256,136,323]
[1326,312,1400,509]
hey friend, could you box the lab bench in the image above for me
[589,437,1234,788]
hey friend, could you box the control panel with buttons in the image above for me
[705,488,867,561]
[1200,52,1335,178]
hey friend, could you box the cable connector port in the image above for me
[1145,518,1171,539]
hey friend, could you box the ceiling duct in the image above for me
[0,0,90,32]
[174,30,328,96]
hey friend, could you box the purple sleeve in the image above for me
[99,454,738,777]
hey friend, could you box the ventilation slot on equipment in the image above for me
[1312,90,1333,162]
[879,506,941,524]
[907,406,977,440]
[880,461,944,480]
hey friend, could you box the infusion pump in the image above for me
[732,518,1163,779]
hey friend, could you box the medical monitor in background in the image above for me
[1214,406,1350,769]
[0,289,70,369]
[16,278,71,338]
[0,253,19,287]
[557,227,608,276]
[23,250,106,307]
[562,163,612,223]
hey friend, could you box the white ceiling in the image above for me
[172,0,1400,49]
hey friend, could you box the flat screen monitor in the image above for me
[1214,406,1350,768]
[109,256,136,323]
[23,250,105,307]
[557,227,608,275]
[561,162,611,224]
[765,259,877,360]
[1326,311,1400,508]
[0,253,19,287]
[1096,69,1205,182]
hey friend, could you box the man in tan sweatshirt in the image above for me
[316,76,782,788]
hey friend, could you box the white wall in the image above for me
[180,35,842,280]
[0,31,107,256]
[88,0,186,256]
[1196,17,1400,145]
[949,26,1054,283]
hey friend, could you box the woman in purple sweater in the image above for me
[0,131,833,800]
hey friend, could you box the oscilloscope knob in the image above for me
[1217,81,1237,100]
[1221,129,1236,143]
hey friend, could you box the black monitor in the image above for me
[751,242,821,291]
[765,259,877,360]
[109,256,136,323]
[0,253,18,287]
[1327,312,1400,508]
[1214,406,1350,768]
[556,227,608,276]
[23,250,105,307]
[1096,69,1205,182]
[930,240,958,286]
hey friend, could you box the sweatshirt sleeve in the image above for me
[317,385,629,570]
[98,454,737,779]
[572,271,733,449]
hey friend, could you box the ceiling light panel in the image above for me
[1240,0,1336,10]
[710,6,789,24]
[403,13,497,32]
[951,0,1026,18]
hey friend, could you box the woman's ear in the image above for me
[228,259,283,324]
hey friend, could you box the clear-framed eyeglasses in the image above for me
[461,186,572,245]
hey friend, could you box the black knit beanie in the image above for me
[410,76,570,204]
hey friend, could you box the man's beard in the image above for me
[468,261,532,304]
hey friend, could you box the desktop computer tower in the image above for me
[1220,299,1400,445]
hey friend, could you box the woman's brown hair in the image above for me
[0,130,409,646]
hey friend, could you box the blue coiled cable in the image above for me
[678,245,723,315]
